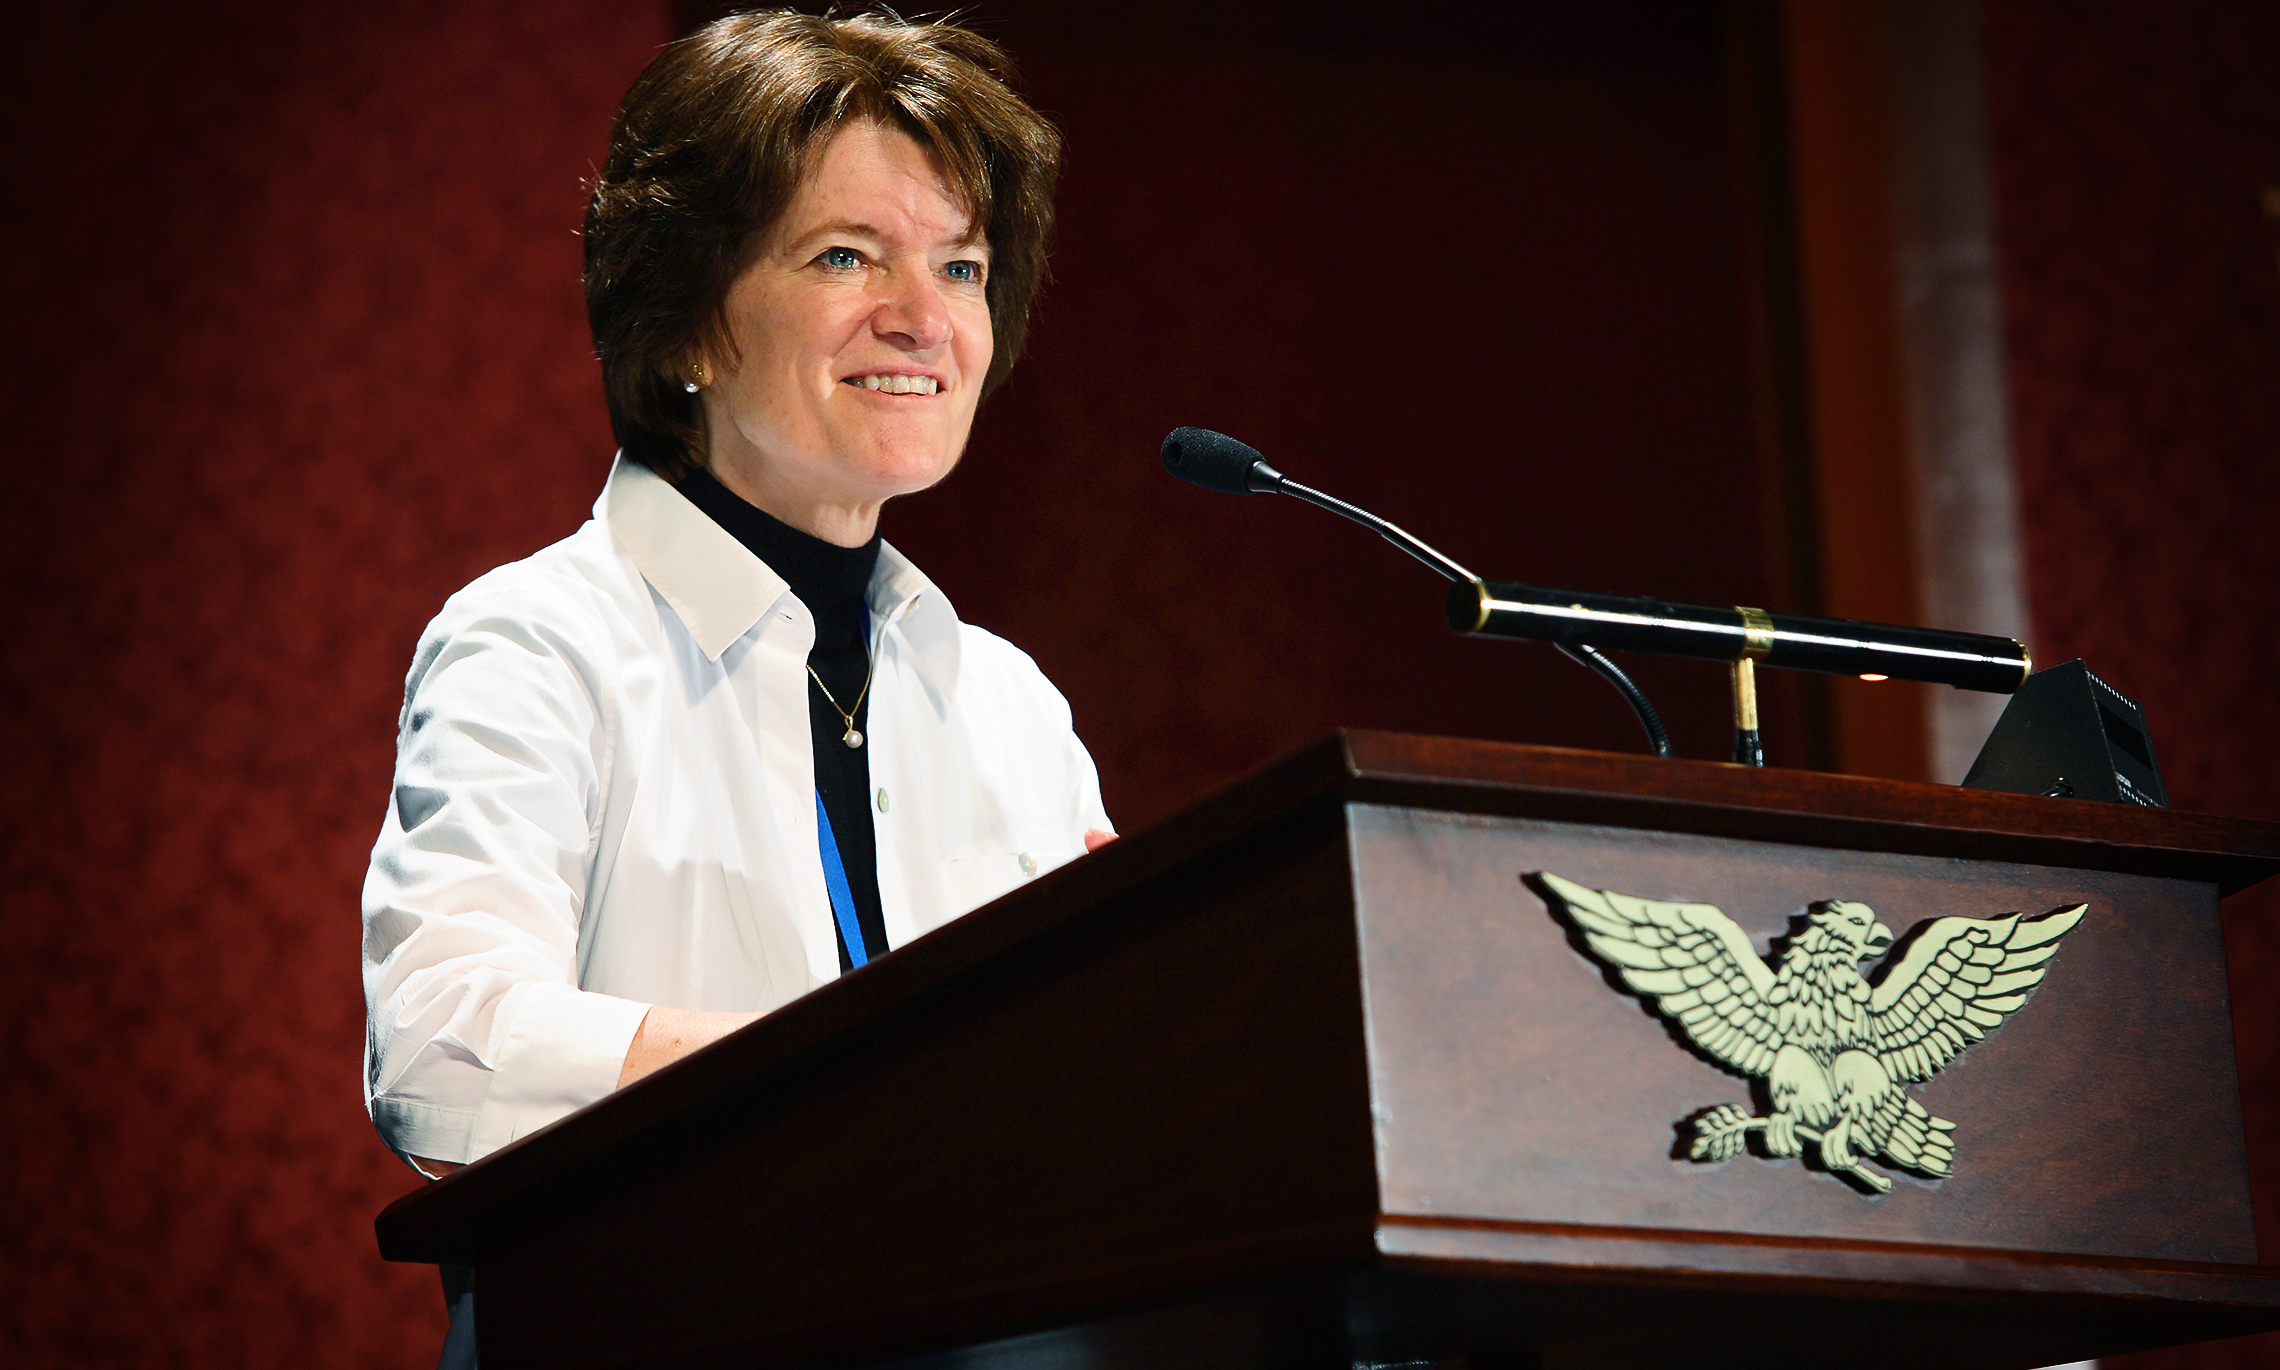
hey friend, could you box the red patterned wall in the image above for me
[0,3,669,1363]
[1983,1,2280,1365]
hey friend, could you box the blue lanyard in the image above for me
[814,789,867,969]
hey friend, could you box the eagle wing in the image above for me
[1869,904,2086,1083]
[1535,873,1782,1078]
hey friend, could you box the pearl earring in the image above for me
[684,380,699,393]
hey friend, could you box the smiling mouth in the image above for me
[844,373,941,395]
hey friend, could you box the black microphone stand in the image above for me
[1162,427,2035,768]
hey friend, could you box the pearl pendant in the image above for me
[843,727,864,749]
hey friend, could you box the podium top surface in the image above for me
[1306,732,2280,892]
[376,732,2280,1266]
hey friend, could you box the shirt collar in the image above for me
[601,454,964,697]
[871,539,962,702]
[673,463,879,621]
[602,455,785,661]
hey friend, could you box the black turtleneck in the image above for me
[676,465,887,971]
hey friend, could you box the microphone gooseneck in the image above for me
[1159,427,1675,758]
[1161,427,1477,584]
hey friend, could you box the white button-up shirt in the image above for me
[362,457,1112,1166]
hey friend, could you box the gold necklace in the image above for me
[807,656,875,749]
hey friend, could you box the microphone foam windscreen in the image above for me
[1160,427,1268,494]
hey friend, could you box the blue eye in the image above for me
[944,259,983,283]
[820,247,861,270]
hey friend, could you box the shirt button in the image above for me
[1017,852,1037,877]
[876,788,890,813]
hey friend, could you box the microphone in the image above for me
[1160,427,1285,495]
[1161,426,2030,696]
[1161,427,1474,583]
[1160,427,1673,756]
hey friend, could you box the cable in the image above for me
[1557,643,1674,758]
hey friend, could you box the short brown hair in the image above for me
[584,9,1062,481]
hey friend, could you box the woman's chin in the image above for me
[850,441,963,500]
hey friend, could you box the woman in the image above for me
[362,10,1109,1194]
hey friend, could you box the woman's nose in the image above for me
[870,272,952,352]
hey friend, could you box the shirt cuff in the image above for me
[372,986,652,1167]
[468,984,653,1160]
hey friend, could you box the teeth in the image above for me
[857,374,938,395]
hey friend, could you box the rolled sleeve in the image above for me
[362,592,650,1167]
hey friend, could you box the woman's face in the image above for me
[697,121,994,545]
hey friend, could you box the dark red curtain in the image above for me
[895,1,1782,824]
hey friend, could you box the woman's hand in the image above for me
[1084,828,1116,853]
[615,1006,764,1088]
[408,1005,810,1178]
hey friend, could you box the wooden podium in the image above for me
[376,732,2280,1369]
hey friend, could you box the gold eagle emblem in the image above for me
[1533,872,2086,1194]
